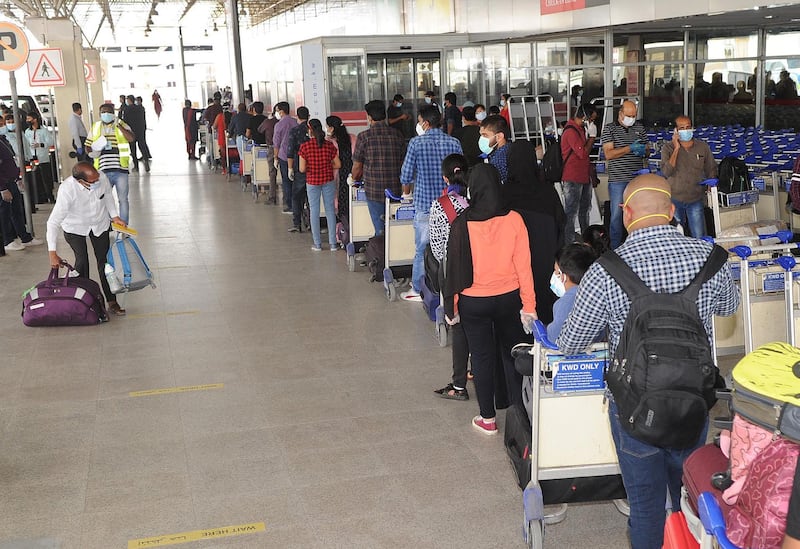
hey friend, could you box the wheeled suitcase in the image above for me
[21,262,108,326]
[729,342,800,443]
[106,234,156,293]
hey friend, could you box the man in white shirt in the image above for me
[68,102,88,161]
[47,161,127,316]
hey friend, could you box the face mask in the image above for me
[678,129,694,142]
[415,122,425,136]
[275,112,282,120]
[100,113,115,124]
[478,135,494,155]
[5,123,14,131]
[500,99,506,107]
[621,115,636,127]
[89,181,101,191]
[424,97,432,104]
[395,102,402,108]
[475,111,487,121]
[549,272,566,298]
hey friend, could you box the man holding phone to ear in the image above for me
[660,115,716,238]
[47,162,128,316]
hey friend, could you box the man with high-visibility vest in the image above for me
[84,103,136,223]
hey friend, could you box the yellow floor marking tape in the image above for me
[125,310,200,319]
[129,383,224,398]
[128,522,265,548]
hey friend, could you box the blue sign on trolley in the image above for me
[549,351,607,392]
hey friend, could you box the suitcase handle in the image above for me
[47,260,77,287]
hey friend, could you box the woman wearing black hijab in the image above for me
[504,140,565,324]
[444,163,537,435]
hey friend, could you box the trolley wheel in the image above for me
[386,283,397,302]
[347,254,356,272]
[437,322,448,347]
[524,520,544,549]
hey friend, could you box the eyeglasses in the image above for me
[80,178,100,185]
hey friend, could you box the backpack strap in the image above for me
[438,195,458,225]
[679,245,728,302]
[596,250,653,300]
[560,124,579,163]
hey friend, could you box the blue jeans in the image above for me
[366,199,384,236]
[608,181,628,249]
[562,181,594,243]
[672,199,706,238]
[105,170,129,223]
[411,211,429,292]
[608,399,708,549]
[279,158,291,210]
[307,181,337,248]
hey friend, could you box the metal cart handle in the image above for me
[532,320,558,350]
[702,230,793,245]
[385,189,402,201]
[699,178,719,187]
[697,492,740,549]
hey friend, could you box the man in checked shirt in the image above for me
[557,173,739,549]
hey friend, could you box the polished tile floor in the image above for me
[0,116,631,548]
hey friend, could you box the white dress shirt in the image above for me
[46,173,120,251]
[68,112,88,150]
[24,126,54,164]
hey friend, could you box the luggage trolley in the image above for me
[345,181,374,272]
[507,95,557,148]
[251,145,274,203]
[239,139,254,191]
[225,136,240,181]
[382,189,416,301]
[511,322,628,548]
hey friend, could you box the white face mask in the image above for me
[500,99,506,107]
[621,115,636,127]
[549,272,566,298]
[424,97,432,105]
[395,102,402,108]
[275,111,282,120]
[475,111,487,121]
[415,122,425,136]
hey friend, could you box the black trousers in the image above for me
[459,289,532,419]
[451,322,470,389]
[0,181,32,245]
[33,162,55,203]
[291,173,307,229]
[64,229,115,303]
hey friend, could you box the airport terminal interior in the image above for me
[0,0,800,546]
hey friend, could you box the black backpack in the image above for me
[596,245,728,449]
[717,156,751,194]
[541,125,578,184]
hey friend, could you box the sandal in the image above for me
[434,383,469,401]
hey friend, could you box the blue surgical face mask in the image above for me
[100,112,115,124]
[424,97,432,104]
[475,111,487,121]
[478,135,494,155]
[89,181,101,191]
[395,102,402,108]
[550,272,566,298]
[500,99,506,107]
[0,126,7,135]
[5,123,14,131]
[678,129,694,142]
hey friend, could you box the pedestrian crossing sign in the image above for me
[27,48,65,87]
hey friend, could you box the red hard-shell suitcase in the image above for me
[663,511,699,549]
[682,443,731,515]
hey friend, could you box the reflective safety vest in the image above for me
[91,121,131,169]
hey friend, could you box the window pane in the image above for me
[691,62,756,129]
[642,65,684,126]
[693,32,758,60]
[366,58,385,103]
[447,48,482,105]
[328,56,364,112]
[484,44,508,70]
[537,68,567,102]
[509,43,532,68]
[485,68,508,106]
[510,68,532,96]
[766,31,800,57]
[537,41,567,67]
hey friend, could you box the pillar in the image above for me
[25,17,91,180]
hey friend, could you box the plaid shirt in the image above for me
[352,122,407,202]
[299,139,337,185]
[286,122,309,163]
[400,128,463,211]
[489,143,509,183]
[557,224,739,355]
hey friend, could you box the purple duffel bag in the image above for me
[21,261,108,327]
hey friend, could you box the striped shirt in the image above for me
[557,224,739,355]
[400,128,463,211]
[84,120,133,173]
[600,121,647,182]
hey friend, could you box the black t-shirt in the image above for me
[444,104,462,134]
[788,459,800,540]
[455,125,482,167]
[247,114,267,145]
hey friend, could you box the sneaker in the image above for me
[22,238,43,247]
[288,226,300,233]
[108,302,127,316]
[400,289,422,303]
[330,245,338,251]
[321,227,328,234]
[281,209,293,215]
[472,415,498,435]
[434,383,469,401]
[4,241,25,252]
[311,246,322,252]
